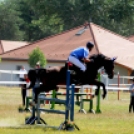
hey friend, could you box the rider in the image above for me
[68,42,94,81]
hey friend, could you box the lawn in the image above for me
[0,86,133,134]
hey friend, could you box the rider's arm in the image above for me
[82,48,94,63]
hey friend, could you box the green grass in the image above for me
[0,86,133,134]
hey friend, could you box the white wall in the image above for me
[0,60,64,82]
[0,60,130,86]
[101,64,130,85]
[110,64,129,84]
[0,61,30,81]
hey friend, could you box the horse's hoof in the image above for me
[102,94,107,99]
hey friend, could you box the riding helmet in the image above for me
[86,42,94,48]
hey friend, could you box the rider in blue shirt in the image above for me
[68,42,94,81]
[70,47,89,61]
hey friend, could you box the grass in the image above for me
[0,86,133,134]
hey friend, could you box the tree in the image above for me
[28,47,47,68]
[1,0,134,41]
[0,0,24,40]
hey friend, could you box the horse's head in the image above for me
[103,57,117,79]
[87,54,116,79]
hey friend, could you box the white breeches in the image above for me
[68,55,86,71]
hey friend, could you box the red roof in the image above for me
[0,40,29,54]
[0,24,97,61]
[91,23,134,70]
[1,23,134,70]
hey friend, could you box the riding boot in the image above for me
[78,70,85,84]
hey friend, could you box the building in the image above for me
[0,40,29,54]
[0,23,134,84]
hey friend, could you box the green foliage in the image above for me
[1,0,134,41]
[0,0,24,40]
[28,47,47,68]
[20,0,134,38]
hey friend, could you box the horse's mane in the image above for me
[89,54,113,62]
[89,54,106,60]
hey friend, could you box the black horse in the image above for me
[27,54,116,103]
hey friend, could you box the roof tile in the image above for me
[1,23,134,70]
[0,24,97,61]
[91,23,134,69]
[0,40,29,54]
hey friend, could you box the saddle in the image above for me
[65,61,80,74]
[65,61,82,84]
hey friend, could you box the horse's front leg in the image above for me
[93,80,107,99]
[34,88,40,103]
[99,82,107,99]
[101,82,107,99]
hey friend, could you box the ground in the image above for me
[0,86,133,134]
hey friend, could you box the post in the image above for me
[90,87,92,99]
[88,99,93,113]
[70,84,75,122]
[50,90,56,109]
[65,70,70,120]
[25,96,32,110]
[37,95,41,123]
[31,87,36,117]
[95,72,101,113]
[118,72,120,100]
[86,88,88,99]
[80,86,84,110]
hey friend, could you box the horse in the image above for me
[27,54,116,103]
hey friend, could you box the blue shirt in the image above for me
[70,47,89,60]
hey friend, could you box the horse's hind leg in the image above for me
[75,88,79,101]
